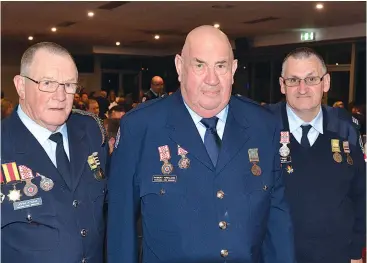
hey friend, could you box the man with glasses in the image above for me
[142,76,166,102]
[266,47,365,263]
[108,25,295,263]
[1,42,108,263]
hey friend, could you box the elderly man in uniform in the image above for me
[266,47,366,263]
[1,42,108,263]
[142,76,165,102]
[107,25,295,263]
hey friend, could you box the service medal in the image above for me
[178,145,190,169]
[333,152,342,163]
[251,164,262,176]
[39,175,54,191]
[158,145,173,175]
[7,185,21,202]
[23,179,38,197]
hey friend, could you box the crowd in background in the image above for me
[1,78,366,154]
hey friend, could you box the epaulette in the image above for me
[125,95,167,117]
[72,109,107,145]
[233,93,262,107]
[337,107,361,131]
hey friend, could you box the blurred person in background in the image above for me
[1,98,14,119]
[86,98,100,116]
[107,105,125,119]
[333,101,344,108]
[96,90,109,119]
[80,92,89,104]
[141,76,165,102]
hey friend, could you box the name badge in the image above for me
[13,197,42,210]
[152,175,177,183]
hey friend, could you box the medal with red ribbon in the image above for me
[158,145,173,175]
[177,145,190,169]
[18,165,38,197]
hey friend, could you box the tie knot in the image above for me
[201,117,219,130]
[301,124,312,135]
[49,132,63,144]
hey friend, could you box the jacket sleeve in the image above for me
[107,118,141,263]
[261,125,295,263]
[348,128,366,259]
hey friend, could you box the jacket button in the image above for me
[216,190,224,199]
[26,214,32,222]
[263,185,268,191]
[72,200,79,207]
[221,249,229,257]
[81,258,87,263]
[219,221,227,230]
[159,189,166,195]
[80,229,87,237]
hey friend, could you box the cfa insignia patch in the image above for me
[352,116,359,126]
[114,127,121,149]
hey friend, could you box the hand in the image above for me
[351,259,363,263]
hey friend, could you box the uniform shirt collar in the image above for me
[17,105,68,145]
[286,104,323,134]
[184,101,228,126]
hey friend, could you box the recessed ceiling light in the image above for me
[154,35,160,40]
[116,42,120,46]
[88,11,94,17]
[336,63,339,65]
[316,3,324,9]
[214,23,220,29]
[28,36,34,41]
[51,27,57,32]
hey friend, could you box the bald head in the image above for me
[174,25,238,118]
[181,25,234,60]
[150,76,164,94]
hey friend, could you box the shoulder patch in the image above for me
[72,109,107,145]
[352,116,359,126]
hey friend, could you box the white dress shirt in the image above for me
[17,105,70,167]
[286,104,323,146]
[184,102,228,142]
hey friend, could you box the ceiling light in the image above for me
[116,42,120,46]
[88,11,94,17]
[154,35,160,40]
[51,27,57,32]
[214,23,220,29]
[316,3,324,9]
[336,63,339,65]
[28,36,34,41]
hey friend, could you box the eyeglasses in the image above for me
[187,59,230,76]
[22,76,81,94]
[281,73,328,87]
[152,83,164,86]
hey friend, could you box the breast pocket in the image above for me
[1,184,59,251]
[140,178,187,232]
[88,180,107,235]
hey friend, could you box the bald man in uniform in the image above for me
[142,76,165,102]
[108,25,295,263]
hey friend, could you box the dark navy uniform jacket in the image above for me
[265,102,366,263]
[1,109,108,263]
[107,91,295,263]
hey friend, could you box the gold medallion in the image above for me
[251,164,262,176]
[333,152,342,163]
[347,155,353,165]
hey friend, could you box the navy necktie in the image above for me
[300,125,312,148]
[201,117,221,166]
[49,132,71,185]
